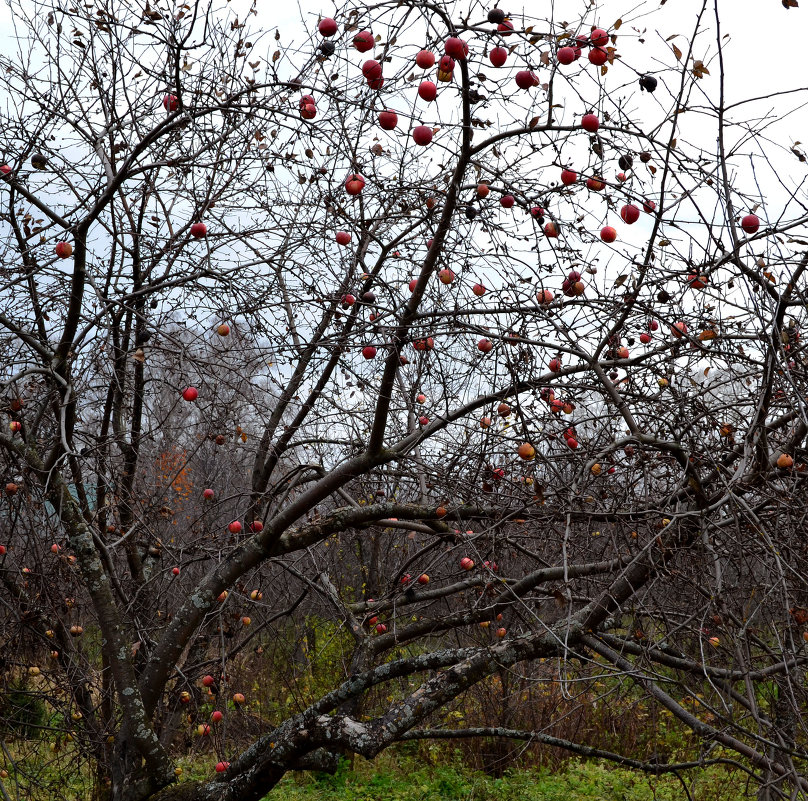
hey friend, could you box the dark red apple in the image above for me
[412,125,433,146]
[498,20,514,35]
[228,520,242,534]
[318,17,338,37]
[336,231,351,245]
[163,94,178,111]
[741,214,760,234]
[353,30,374,52]
[620,205,640,224]
[600,225,617,243]
[557,46,576,65]
[589,47,608,66]
[489,46,507,67]
[362,60,382,80]
[515,70,539,89]
[182,387,198,402]
[500,194,515,208]
[362,345,377,359]
[590,27,609,46]
[561,168,577,185]
[444,37,468,60]
[472,283,486,296]
[190,222,207,238]
[478,338,493,353]
[378,109,398,129]
[581,113,599,132]
[544,221,559,237]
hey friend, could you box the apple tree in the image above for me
[1,0,808,799]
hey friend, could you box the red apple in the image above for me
[190,222,207,238]
[408,279,417,292]
[460,557,474,571]
[215,762,230,773]
[362,59,382,80]
[412,337,434,351]
[640,332,652,344]
[500,194,515,208]
[163,94,178,111]
[418,81,437,101]
[300,103,316,120]
[416,393,426,403]
[536,289,554,304]
[378,109,398,130]
[353,30,374,52]
[203,488,214,500]
[418,415,429,426]
[172,566,180,575]
[0,545,6,555]
[211,710,224,723]
[202,675,215,687]
[489,46,507,67]
[232,692,245,704]
[341,294,355,306]
[586,176,605,191]
[55,241,73,259]
[417,573,429,584]
[590,28,609,46]
[197,723,211,736]
[0,165,11,175]
[472,283,486,296]
[228,520,242,534]
[617,172,627,182]
[50,542,58,552]
[375,623,387,634]
[557,46,576,65]
[566,437,579,449]
[741,213,760,234]
[687,274,708,290]
[496,627,507,638]
[581,113,599,132]
[498,20,514,36]
[477,183,490,198]
[616,346,629,359]
[497,402,511,417]
[548,358,561,372]
[620,205,640,224]
[413,125,433,146]
[478,338,493,353]
[589,47,608,66]
[182,387,198,402]
[438,268,454,284]
[335,231,352,246]
[515,70,539,90]
[362,345,377,359]
[649,320,659,331]
[544,222,559,238]
[643,198,656,213]
[600,225,617,243]
[561,168,577,185]
[318,17,338,37]
[248,520,263,532]
[216,323,230,336]
[415,49,435,69]
[444,37,468,60]
[345,173,365,195]
[671,321,688,338]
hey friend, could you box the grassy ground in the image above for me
[260,756,742,801]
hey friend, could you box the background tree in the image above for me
[1,0,808,800]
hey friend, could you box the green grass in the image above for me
[257,755,745,801]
